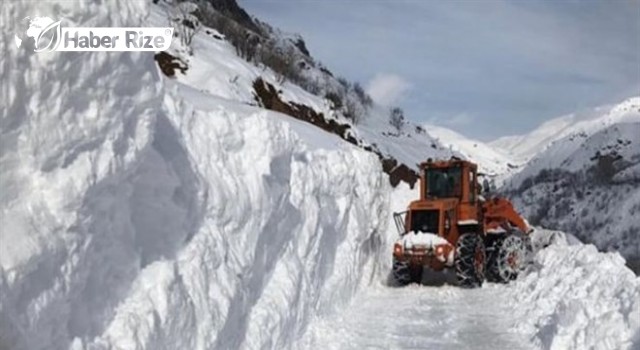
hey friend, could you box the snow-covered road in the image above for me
[296,231,640,350]
[299,273,533,350]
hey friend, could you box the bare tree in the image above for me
[325,91,343,110]
[344,97,365,124]
[337,76,350,90]
[353,82,373,107]
[389,106,405,132]
[166,1,201,52]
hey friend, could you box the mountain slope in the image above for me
[426,97,640,269]
[491,97,640,164]
[424,123,519,182]
[502,98,640,269]
[152,0,456,188]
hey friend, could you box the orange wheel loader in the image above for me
[392,157,533,287]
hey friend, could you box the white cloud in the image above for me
[365,73,411,106]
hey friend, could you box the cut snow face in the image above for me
[1,1,389,349]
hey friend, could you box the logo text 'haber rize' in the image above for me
[64,30,166,49]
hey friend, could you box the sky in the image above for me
[240,0,640,141]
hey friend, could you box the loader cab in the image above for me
[394,158,480,239]
[420,158,478,204]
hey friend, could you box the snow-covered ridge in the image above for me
[507,121,640,189]
[491,97,640,164]
[503,117,640,269]
[424,123,518,182]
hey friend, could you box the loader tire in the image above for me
[392,258,422,286]
[455,233,485,288]
[486,233,526,283]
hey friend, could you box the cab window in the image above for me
[426,166,462,198]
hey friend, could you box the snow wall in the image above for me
[511,231,640,350]
[0,1,390,349]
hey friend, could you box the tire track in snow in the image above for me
[298,273,533,350]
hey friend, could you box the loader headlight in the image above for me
[393,243,403,256]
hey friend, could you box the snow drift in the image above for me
[1,1,389,349]
[510,230,640,350]
[297,225,640,350]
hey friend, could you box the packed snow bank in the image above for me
[1,1,389,349]
[2,1,163,349]
[87,83,389,350]
[509,230,640,350]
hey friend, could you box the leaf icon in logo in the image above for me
[34,20,61,52]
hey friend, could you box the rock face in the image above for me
[253,78,420,188]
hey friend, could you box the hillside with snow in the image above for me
[424,123,519,184]
[148,0,457,188]
[491,98,640,164]
[424,98,640,270]
[501,98,640,270]
[1,1,639,350]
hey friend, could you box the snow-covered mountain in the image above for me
[428,98,640,269]
[501,98,640,270]
[424,123,519,183]
[491,98,640,164]
[1,0,638,350]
